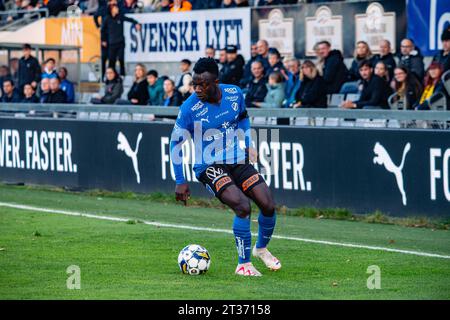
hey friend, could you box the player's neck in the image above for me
[207,85,222,105]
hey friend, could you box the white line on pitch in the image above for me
[1,201,449,260]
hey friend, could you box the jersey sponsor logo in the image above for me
[224,87,238,94]
[242,174,260,192]
[225,95,239,102]
[215,176,232,192]
[231,102,239,111]
[195,108,208,118]
[191,101,204,112]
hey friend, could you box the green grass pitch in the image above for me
[0,184,449,299]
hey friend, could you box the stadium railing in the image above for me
[1,103,449,130]
[0,8,49,31]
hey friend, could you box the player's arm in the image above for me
[169,108,192,205]
[236,88,257,163]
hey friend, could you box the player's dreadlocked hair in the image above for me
[193,58,219,78]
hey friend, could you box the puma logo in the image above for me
[373,142,411,206]
[117,132,143,184]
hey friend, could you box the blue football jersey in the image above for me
[170,84,251,184]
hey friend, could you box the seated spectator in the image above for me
[91,67,123,104]
[9,58,19,85]
[41,58,58,80]
[170,0,192,12]
[163,79,183,107]
[415,62,448,110]
[255,39,270,72]
[219,45,244,86]
[1,79,21,103]
[177,59,193,101]
[46,77,68,103]
[433,26,450,72]
[44,0,68,17]
[341,61,391,109]
[117,63,149,105]
[266,48,288,80]
[121,0,139,13]
[222,0,236,8]
[147,69,165,106]
[391,66,423,110]
[0,65,11,97]
[18,43,41,93]
[245,60,268,108]
[398,38,425,82]
[38,78,50,103]
[235,0,250,7]
[159,0,171,11]
[292,60,327,108]
[373,39,396,81]
[240,42,258,88]
[58,67,75,103]
[374,61,390,82]
[258,0,284,6]
[253,72,285,108]
[283,57,301,108]
[218,48,227,70]
[347,41,375,81]
[21,83,39,103]
[316,40,348,94]
[205,46,217,61]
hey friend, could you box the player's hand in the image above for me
[175,184,191,206]
[248,147,258,164]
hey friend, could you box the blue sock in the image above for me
[233,216,252,264]
[256,211,276,249]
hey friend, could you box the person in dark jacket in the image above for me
[0,65,11,97]
[391,66,423,110]
[18,43,41,93]
[433,26,450,72]
[373,39,397,81]
[46,77,68,103]
[91,67,124,104]
[347,41,375,81]
[219,45,244,86]
[38,78,50,103]
[245,60,268,108]
[1,79,21,103]
[266,48,288,81]
[316,41,348,94]
[21,84,39,103]
[116,63,149,105]
[163,79,183,107]
[101,4,141,76]
[341,61,391,109]
[255,40,271,72]
[398,38,425,82]
[284,57,302,108]
[240,42,258,88]
[292,60,327,108]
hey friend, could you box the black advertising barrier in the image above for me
[251,1,407,59]
[0,117,449,217]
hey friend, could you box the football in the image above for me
[178,244,211,275]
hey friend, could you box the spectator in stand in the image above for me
[240,42,258,88]
[170,0,192,12]
[292,60,327,108]
[42,58,58,80]
[341,61,391,109]
[177,59,193,101]
[58,67,75,103]
[391,66,423,110]
[46,77,68,103]
[219,45,244,86]
[398,38,425,82]
[255,39,270,72]
[147,69,165,106]
[159,0,171,11]
[44,0,67,17]
[316,40,348,94]
[0,65,11,97]
[91,67,123,104]
[284,57,301,108]
[253,72,285,108]
[38,78,50,103]
[245,60,268,108]
[102,4,141,76]
[347,41,374,81]
[374,61,390,82]
[258,0,284,6]
[18,44,41,93]
[81,0,100,15]
[235,0,249,7]
[21,84,39,103]
[415,62,448,110]
[266,48,288,80]
[1,79,21,103]
[9,58,19,85]
[163,79,183,107]
[222,0,236,8]
[205,46,217,61]
[122,0,139,13]
[117,63,149,105]
[433,26,450,72]
[218,48,227,69]
[373,39,396,81]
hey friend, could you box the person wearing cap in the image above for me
[18,43,41,94]
[432,26,450,72]
[219,45,245,86]
[266,48,288,80]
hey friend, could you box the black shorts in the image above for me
[198,163,265,198]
